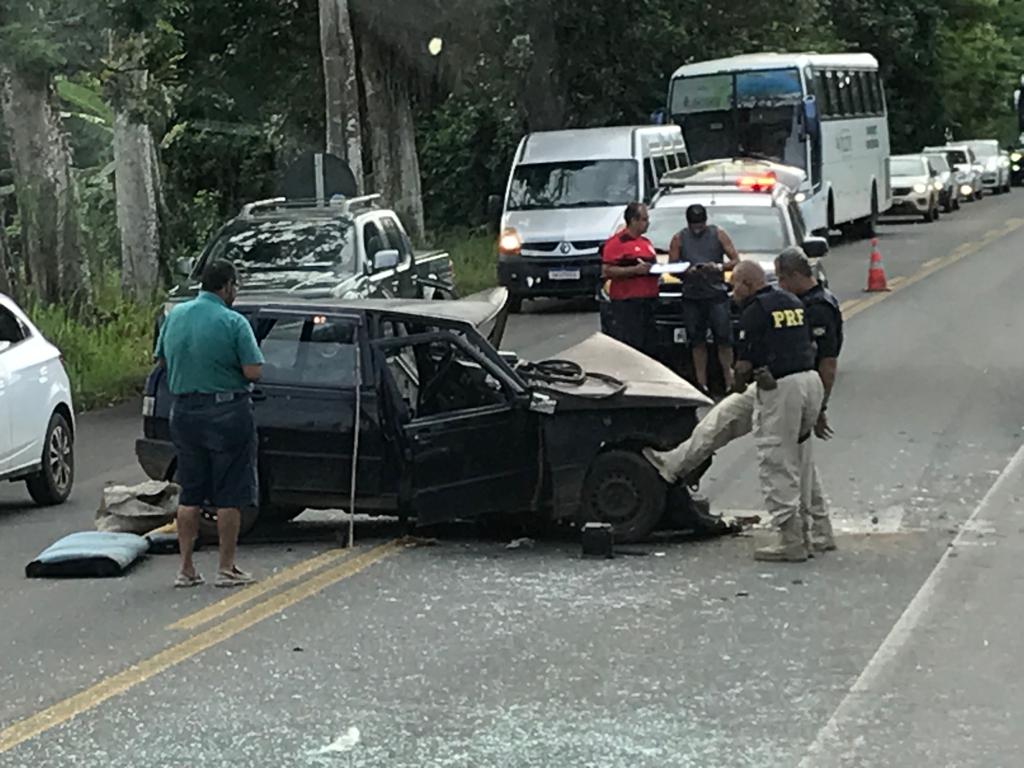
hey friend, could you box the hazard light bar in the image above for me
[736,173,777,192]
[658,158,806,195]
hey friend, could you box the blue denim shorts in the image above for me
[169,394,257,509]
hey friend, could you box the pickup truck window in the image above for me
[363,221,388,265]
[380,217,413,266]
[259,317,359,388]
[205,219,357,275]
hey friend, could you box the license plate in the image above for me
[673,328,688,344]
[549,269,581,281]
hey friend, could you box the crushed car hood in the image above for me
[538,333,713,408]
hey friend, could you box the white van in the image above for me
[495,125,688,312]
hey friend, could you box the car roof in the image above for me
[652,190,777,209]
[518,126,683,163]
[233,292,507,329]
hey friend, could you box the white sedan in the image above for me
[0,294,75,505]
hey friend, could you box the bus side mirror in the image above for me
[802,96,820,139]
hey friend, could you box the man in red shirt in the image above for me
[600,202,659,352]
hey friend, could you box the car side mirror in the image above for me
[802,236,829,259]
[0,340,11,355]
[370,248,400,273]
[175,256,196,277]
[487,194,503,220]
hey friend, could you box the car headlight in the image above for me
[497,228,522,257]
[932,181,943,191]
[1012,152,1022,162]
[960,184,974,196]
[912,183,927,194]
[1014,164,1021,172]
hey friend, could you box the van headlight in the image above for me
[912,183,927,194]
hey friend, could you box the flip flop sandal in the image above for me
[215,567,256,588]
[174,572,205,588]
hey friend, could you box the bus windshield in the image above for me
[669,68,806,170]
[507,160,638,211]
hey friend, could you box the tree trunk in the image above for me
[0,216,14,299]
[318,0,364,189]
[359,42,425,240]
[0,67,84,306]
[113,109,161,300]
[520,1,567,131]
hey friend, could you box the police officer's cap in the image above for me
[686,204,708,224]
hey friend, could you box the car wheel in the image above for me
[507,294,524,314]
[581,450,667,543]
[26,411,75,506]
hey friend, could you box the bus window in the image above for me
[860,72,878,114]
[824,71,840,119]
[849,72,866,115]
[674,151,689,169]
[875,73,888,114]
[837,72,854,116]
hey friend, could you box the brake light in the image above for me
[736,173,777,192]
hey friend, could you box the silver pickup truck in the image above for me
[167,194,456,312]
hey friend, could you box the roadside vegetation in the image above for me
[1,0,1022,407]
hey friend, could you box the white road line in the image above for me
[796,440,1024,767]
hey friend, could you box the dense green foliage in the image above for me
[1,0,1023,406]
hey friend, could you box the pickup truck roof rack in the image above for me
[239,194,383,219]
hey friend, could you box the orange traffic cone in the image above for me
[865,239,889,292]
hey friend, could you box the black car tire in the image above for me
[508,294,524,314]
[26,411,74,506]
[581,450,667,543]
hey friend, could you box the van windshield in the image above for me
[507,160,638,211]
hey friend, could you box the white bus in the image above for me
[667,52,892,237]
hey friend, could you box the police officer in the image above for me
[643,248,843,554]
[156,259,264,588]
[775,247,842,550]
[731,260,823,562]
[600,202,658,353]
[669,204,740,392]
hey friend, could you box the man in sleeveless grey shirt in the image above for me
[669,204,740,393]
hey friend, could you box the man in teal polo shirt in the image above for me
[156,259,264,588]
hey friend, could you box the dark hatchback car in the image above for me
[137,291,718,542]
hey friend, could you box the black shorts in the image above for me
[681,299,733,345]
[170,394,258,509]
[601,298,654,353]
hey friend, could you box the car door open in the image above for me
[374,330,539,525]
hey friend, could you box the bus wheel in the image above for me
[858,188,879,239]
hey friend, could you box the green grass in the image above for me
[28,292,156,412]
[443,232,499,296]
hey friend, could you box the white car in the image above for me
[0,294,75,505]
[962,139,1012,194]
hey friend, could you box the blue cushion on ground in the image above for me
[26,531,150,578]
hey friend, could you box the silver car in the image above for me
[923,153,960,213]
[962,140,1012,194]
[924,145,982,202]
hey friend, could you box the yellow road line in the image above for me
[0,539,408,756]
[167,547,354,632]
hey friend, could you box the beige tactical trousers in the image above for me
[753,370,824,529]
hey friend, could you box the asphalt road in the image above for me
[2,191,1024,766]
